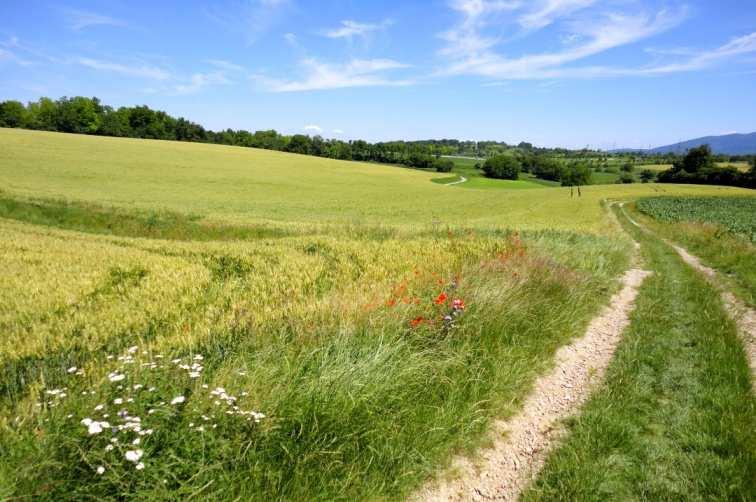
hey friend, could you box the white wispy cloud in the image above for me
[0,36,63,65]
[205,59,245,72]
[0,47,33,67]
[332,128,344,134]
[11,36,237,95]
[323,19,393,39]
[63,9,127,31]
[173,71,232,95]
[75,57,172,80]
[439,1,691,80]
[439,0,521,61]
[632,32,756,75]
[206,0,291,45]
[283,32,299,47]
[480,32,756,79]
[518,0,598,30]
[304,124,323,133]
[252,58,412,92]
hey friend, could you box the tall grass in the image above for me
[0,200,631,499]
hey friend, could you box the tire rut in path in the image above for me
[620,201,756,389]
[416,267,651,501]
[670,244,756,389]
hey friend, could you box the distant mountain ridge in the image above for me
[614,132,756,155]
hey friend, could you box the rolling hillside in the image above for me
[615,132,756,155]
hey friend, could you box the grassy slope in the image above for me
[523,205,755,501]
[0,128,748,233]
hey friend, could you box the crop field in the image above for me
[0,128,754,500]
[637,196,756,240]
[635,196,756,307]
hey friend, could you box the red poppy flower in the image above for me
[410,316,425,328]
[435,292,448,305]
[452,298,465,310]
[386,298,397,307]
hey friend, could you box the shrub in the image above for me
[0,100,27,128]
[658,144,754,188]
[433,158,454,173]
[617,172,635,184]
[531,156,564,181]
[639,169,656,183]
[483,155,521,180]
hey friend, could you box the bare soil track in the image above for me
[671,243,756,389]
[417,267,651,501]
[621,201,755,388]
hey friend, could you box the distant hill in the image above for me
[634,132,756,155]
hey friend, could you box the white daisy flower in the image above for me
[87,421,104,435]
[170,396,185,405]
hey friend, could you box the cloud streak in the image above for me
[206,0,291,45]
[544,31,756,78]
[518,0,598,29]
[252,58,412,92]
[75,57,172,80]
[172,71,232,95]
[63,9,127,31]
[323,19,393,39]
[438,1,709,81]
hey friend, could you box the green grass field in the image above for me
[0,128,753,500]
[440,156,554,189]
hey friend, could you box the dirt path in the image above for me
[416,266,651,501]
[620,202,755,388]
[445,176,468,186]
[669,244,756,388]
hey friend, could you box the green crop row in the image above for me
[637,196,756,241]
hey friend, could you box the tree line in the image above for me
[481,152,593,194]
[657,145,755,188]
[0,96,512,172]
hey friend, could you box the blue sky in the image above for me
[1,0,755,149]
